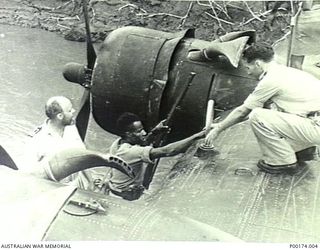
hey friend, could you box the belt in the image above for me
[110,185,144,201]
[306,111,320,126]
[307,111,320,118]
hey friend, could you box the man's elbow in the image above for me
[237,105,251,119]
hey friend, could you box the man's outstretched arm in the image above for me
[149,130,205,160]
[205,105,252,145]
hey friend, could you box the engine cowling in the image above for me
[65,26,258,140]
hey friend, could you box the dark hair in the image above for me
[116,112,141,136]
[45,100,63,119]
[242,43,274,63]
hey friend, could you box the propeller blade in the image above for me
[82,0,96,70]
[76,0,97,141]
[76,90,90,141]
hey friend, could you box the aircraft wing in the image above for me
[0,167,242,241]
[0,169,76,240]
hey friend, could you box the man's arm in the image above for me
[149,131,205,160]
[205,105,252,145]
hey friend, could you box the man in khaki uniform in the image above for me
[205,43,320,174]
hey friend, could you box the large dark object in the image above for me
[63,26,257,141]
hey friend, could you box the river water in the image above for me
[0,24,116,168]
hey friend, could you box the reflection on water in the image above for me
[0,24,115,167]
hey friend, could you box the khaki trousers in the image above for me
[249,108,320,165]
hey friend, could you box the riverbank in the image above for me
[1,0,289,44]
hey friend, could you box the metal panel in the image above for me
[45,189,240,241]
[0,168,75,240]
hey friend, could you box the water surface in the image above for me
[0,24,115,167]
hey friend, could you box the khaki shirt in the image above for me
[243,62,320,116]
[109,138,153,191]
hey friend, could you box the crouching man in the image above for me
[205,43,320,174]
[108,112,205,201]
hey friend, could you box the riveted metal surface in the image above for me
[145,122,320,242]
[44,188,239,241]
